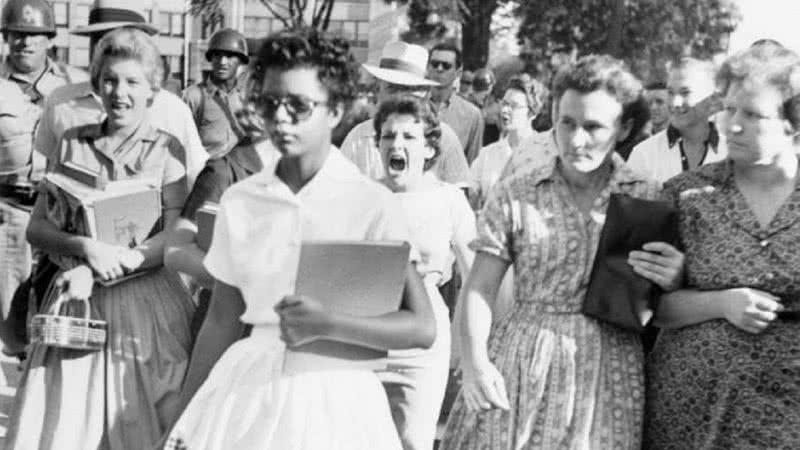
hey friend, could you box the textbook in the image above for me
[43,172,162,249]
[283,241,411,373]
[195,202,219,252]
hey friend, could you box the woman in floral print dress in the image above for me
[440,55,685,450]
[645,42,800,450]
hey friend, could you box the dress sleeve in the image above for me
[471,180,514,261]
[203,191,238,286]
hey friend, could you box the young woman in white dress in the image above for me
[374,94,476,449]
[163,29,435,450]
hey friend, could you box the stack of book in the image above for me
[44,172,162,285]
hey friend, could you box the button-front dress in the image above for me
[6,121,195,450]
[441,154,659,450]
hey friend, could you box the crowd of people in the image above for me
[0,0,799,449]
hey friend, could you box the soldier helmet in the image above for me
[1,0,57,36]
[206,28,249,64]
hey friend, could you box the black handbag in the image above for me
[582,193,680,332]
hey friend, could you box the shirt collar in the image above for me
[666,121,720,152]
[76,119,162,172]
[527,151,649,188]
[253,146,361,193]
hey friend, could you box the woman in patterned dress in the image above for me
[6,28,194,450]
[645,42,800,450]
[440,55,685,450]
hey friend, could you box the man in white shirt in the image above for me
[627,57,727,182]
[340,42,470,187]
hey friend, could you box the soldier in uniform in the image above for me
[183,28,249,159]
[0,0,86,355]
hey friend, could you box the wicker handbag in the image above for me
[29,293,107,351]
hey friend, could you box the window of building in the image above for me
[325,20,367,48]
[54,46,69,63]
[144,9,153,22]
[72,47,90,68]
[170,14,184,36]
[158,12,171,35]
[74,4,90,26]
[53,2,68,26]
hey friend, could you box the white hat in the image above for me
[362,42,439,87]
[70,0,158,36]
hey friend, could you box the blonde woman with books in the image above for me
[6,28,195,450]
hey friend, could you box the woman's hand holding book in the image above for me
[82,239,139,281]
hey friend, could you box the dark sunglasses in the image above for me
[252,93,329,121]
[429,60,454,70]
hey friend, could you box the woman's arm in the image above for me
[174,280,245,415]
[27,194,129,280]
[27,194,91,257]
[457,251,511,411]
[127,208,180,271]
[164,217,215,288]
[276,262,436,351]
[459,252,508,367]
[655,287,783,333]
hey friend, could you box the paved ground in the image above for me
[0,352,21,449]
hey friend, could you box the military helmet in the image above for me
[1,0,57,36]
[206,28,249,64]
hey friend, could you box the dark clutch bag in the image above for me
[582,193,680,332]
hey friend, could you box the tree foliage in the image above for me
[515,0,741,82]
[189,0,338,36]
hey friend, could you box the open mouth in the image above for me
[388,153,407,172]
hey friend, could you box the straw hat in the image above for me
[70,0,158,36]
[362,42,438,87]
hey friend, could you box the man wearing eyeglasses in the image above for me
[427,42,484,164]
[339,41,470,187]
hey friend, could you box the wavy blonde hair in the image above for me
[90,28,163,93]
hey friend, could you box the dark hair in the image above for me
[250,28,358,111]
[430,41,461,69]
[551,54,643,125]
[373,94,442,171]
[717,44,800,130]
[645,81,667,90]
[505,74,546,117]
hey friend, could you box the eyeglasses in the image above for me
[429,60,454,71]
[252,93,329,121]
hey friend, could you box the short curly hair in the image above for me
[90,28,163,93]
[250,28,358,111]
[373,94,442,172]
[505,74,547,117]
[717,44,800,130]
[551,54,643,125]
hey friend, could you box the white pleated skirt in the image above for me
[165,325,402,450]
